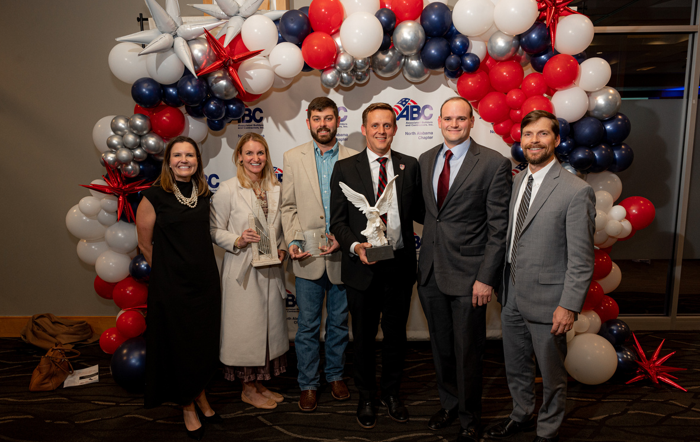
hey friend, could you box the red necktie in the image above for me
[376,157,388,225]
[437,150,453,209]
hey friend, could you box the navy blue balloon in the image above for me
[420,3,452,37]
[131,78,162,108]
[460,53,481,73]
[598,319,631,348]
[558,118,570,139]
[202,97,226,121]
[511,143,525,163]
[589,142,615,173]
[302,62,314,72]
[185,104,205,118]
[572,116,605,146]
[177,75,208,107]
[603,113,631,144]
[444,67,463,79]
[225,97,245,120]
[376,8,397,34]
[161,83,183,107]
[129,254,151,283]
[572,51,587,64]
[207,118,227,131]
[299,6,309,16]
[557,154,569,163]
[136,156,162,180]
[273,19,286,44]
[445,23,460,40]
[421,37,451,70]
[569,146,595,171]
[379,33,393,51]
[530,48,555,73]
[111,337,147,393]
[450,34,470,56]
[555,136,575,156]
[279,10,311,45]
[445,54,462,71]
[615,345,638,374]
[608,143,634,173]
[519,22,551,55]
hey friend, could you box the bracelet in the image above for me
[235,236,242,249]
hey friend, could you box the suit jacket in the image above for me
[500,160,596,324]
[418,140,512,296]
[329,148,424,292]
[280,141,357,284]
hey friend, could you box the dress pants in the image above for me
[418,268,486,428]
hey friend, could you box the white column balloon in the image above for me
[340,12,384,59]
[108,43,150,84]
[241,15,279,56]
[93,116,117,154]
[238,56,275,95]
[580,310,602,334]
[78,197,103,218]
[565,333,618,385]
[551,86,588,123]
[597,262,622,294]
[105,221,139,255]
[493,0,539,36]
[66,205,106,241]
[269,43,305,79]
[453,0,495,37]
[95,250,132,283]
[588,171,622,201]
[554,14,595,55]
[146,49,186,84]
[576,58,612,92]
[77,240,111,266]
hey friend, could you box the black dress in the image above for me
[142,181,221,408]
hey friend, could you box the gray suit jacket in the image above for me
[501,160,596,323]
[418,140,512,296]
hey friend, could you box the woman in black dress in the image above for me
[136,136,221,440]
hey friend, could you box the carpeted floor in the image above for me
[1,332,699,442]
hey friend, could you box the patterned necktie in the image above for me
[436,149,453,209]
[510,175,533,285]
[376,157,389,225]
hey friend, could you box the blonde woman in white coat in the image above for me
[210,132,289,410]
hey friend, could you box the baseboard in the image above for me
[0,316,116,338]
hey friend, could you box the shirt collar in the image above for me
[439,138,471,161]
[313,140,339,158]
[366,147,391,162]
[526,158,557,186]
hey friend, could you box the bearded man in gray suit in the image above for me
[486,110,595,442]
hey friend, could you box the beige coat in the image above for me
[210,178,289,367]
[280,141,357,284]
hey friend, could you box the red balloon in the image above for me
[506,89,526,109]
[619,197,656,231]
[99,327,127,354]
[489,61,524,94]
[94,276,117,300]
[237,90,262,102]
[134,104,165,117]
[521,73,547,98]
[593,249,613,280]
[457,70,492,102]
[493,119,513,136]
[113,276,148,310]
[593,295,619,323]
[308,0,345,34]
[117,310,147,339]
[483,54,497,72]
[470,100,481,112]
[547,86,556,97]
[502,134,515,145]
[521,95,554,116]
[393,0,423,24]
[380,0,392,8]
[510,108,523,123]
[543,54,579,90]
[301,32,337,70]
[583,281,604,310]
[478,92,510,123]
[600,246,613,255]
[151,106,185,139]
[510,124,521,142]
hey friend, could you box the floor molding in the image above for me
[0,316,116,338]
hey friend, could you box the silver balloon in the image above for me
[402,55,429,83]
[320,68,341,89]
[110,115,130,136]
[335,52,355,73]
[207,69,238,100]
[393,20,426,56]
[371,47,405,78]
[331,32,344,53]
[354,57,370,72]
[487,31,520,61]
[121,161,141,178]
[141,133,165,155]
[115,147,134,164]
[129,113,151,135]
[339,71,355,88]
[106,134,123,151]
[102,152,118,168]
[588,87,622,120]
[516,46,531,67]
[188,37,217,72]
[132,147,149,162]
[122,132,141,149]
[355,69,370,84]
[99,155,106,167]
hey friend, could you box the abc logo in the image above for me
[205,174,220,189]
[240,107,263,123]
[338,106,348,123]
[396,104,433,122]
[414,232,421,250]
[273,167,283,183]
[285,290,297,308]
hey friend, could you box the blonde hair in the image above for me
[234,133,279,190]
[154,136,210,197]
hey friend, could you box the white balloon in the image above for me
[604,219,623,237]
[470,22,498,42]
[97,209,118,227]
[608,205,627,222]
[595,209,609,232]
[108,42,150,84]
[467,39,487,61]
[599,236,617,249]
[95,250,132,283]
[88,179,108,199]
[79,196,102,218]
[580,310,601,334]
[593,229,609,246]
[493,0,539,36]
[101,195,119,213]
[268,42,305,78]
[576,57,611,92]
[105,221,139,254]
[446,76,459,92]
[92,116,116,154]
[565,333,617,385]
[128,248,139,259]
[453,0,495,37]
[587,171,622,201]
[241,15,279,56]
[566,327,576,342]
[76,239,111,266]
[595,190,614,213]
[238,56,275,95]
[272,75,294,89]
[554,14,595,55]
[573,314,590,334]
[341,0,380,16]
[340,12,384,59]
[146,49,186,85]
[597,262,621,294]
[66,205,106,241]
[551,86,588,123]
[181,115,208,143]
[618,219,633,239]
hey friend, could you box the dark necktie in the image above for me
[376,157,389,225]
[436,149,453,209]
[510,175,533,286]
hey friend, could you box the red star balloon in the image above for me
[537,0,582,50]
[196,28,263,98]
[81,167,153,223]
[626,333,687,392]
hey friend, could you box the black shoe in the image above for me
[380,395,409,423]
[428,407,458,430]
[186,413,205,441]
[356,400,376,429]
[195,402,223,425]
[486,416,537,438]
[532,435,559,442]
[457,425,479,442]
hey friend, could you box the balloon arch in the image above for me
[66,0,659,390]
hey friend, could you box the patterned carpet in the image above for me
[1,331,699,442]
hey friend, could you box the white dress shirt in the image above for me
[432,138,471,202]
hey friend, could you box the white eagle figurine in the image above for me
[339,175,398,247]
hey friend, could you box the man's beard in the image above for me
[523,143,555,165]
[311,127,337,145]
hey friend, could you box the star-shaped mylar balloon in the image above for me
[626,333,687,392]
[197,28,263,96]
[537,0,581,50]
[81,167,153,223]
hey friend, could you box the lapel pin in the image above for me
[400,164,405,170]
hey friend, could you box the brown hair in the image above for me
[154,136,210,197]
[440,97,473,118]
[307,97,339,119]
[362,102,396,127]
[234,132,279,190]
[521,110,560,138]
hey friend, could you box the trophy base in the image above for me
[365,245,394,262]
[252,256,282,268]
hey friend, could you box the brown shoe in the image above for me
[329,380,350,401]
[298,390,317,412]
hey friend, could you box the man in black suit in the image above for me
[330,102,424,430]
[418,97,512,442]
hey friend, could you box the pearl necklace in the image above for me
[173,181,198,208]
